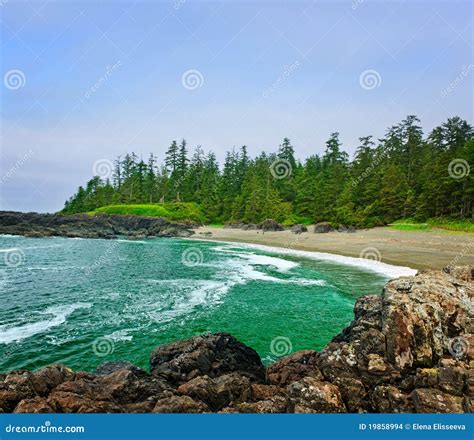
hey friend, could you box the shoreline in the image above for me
[192,226,474,271]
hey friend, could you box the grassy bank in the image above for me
[89,202,207,223]
[390,218,474,233]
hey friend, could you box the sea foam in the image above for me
[0,303,91,345]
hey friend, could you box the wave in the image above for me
[200,240,416,278]
[0,303,92,345]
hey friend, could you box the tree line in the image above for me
[62,115,473,226]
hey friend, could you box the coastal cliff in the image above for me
[1,265,472,413]
[0,211,195,239]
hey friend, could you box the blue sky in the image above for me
[0,0,472,212]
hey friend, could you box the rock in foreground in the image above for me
[1,266,472,413]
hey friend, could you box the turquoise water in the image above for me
[0,236,391,373]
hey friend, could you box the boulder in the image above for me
[153,395,209,413]
[290,224,307,234]
[258,219,284,232]
[313,222,333,233]
[150,333,265,385]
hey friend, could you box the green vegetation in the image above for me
[390,218,474,233]
[90,202,206,223]
[63,116,473,228]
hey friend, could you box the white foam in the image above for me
[105,329,133,342]
[0,303,92,345]
[199,240,416,278]
[218,250,298,272]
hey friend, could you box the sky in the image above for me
[0,0,472,213]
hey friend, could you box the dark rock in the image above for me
[242,224,258,231]
[338,225,356,233]
[411,388,464,413]
[267,350,321,386]
[150,333,265,385]
[313,222,333,233]
[258,219,284,232]
[290,224,307,234]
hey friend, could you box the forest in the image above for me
[62,115,473,227]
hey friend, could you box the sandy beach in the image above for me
[193,226,474,271]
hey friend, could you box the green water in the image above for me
[0,236,391,373]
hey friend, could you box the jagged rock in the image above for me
[411,388,465,413]
[371,385,413,413]
[291,224,307,234]
[258,219,284,232]
[267,350,321,386]
[313,222,333,233]
[14,397,54,413]
[382,269,473,370]
[153,395,209,413]
[288,377,346,413]
[95,361,146,376]
[150,333,265,385]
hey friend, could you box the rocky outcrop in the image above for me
[2,266,472,413]
[291,224,308,234]
[258,219,284,232]
[314,222,334,233]
[0,211,195,239]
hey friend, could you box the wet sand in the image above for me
[192,226,474,271]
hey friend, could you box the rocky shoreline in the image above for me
[0,211,195,239]
[0,265,472,413]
